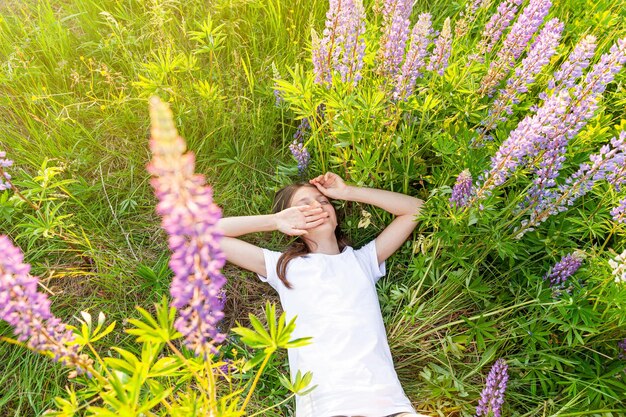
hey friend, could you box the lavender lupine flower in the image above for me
[455,0,487,38]
[475,359,509,417]
[471,0,523,62]
[472,90,570,202]
[518,37,626,215]
[0,151,13,191]
[147,97,227,357]
[544,251,584,288]
[559,37,626,140]
[450,169,473,208]
[517,131,626,235]
[618,339,626,359]
[609,250,626,285]
[480,0,552,95]
[0,235,92,374]
[611,197,626,225]
[482,18,563,129]
[546,35,597,92]
[312,0,367,87]
[290,118,311,175]
[393,13,432,100]
[272,62,284,106]
[427,18,452,76]
[378,0,413,78]
[337,0,367,85]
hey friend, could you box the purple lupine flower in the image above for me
[609,250,626,285]
[0,235,92,374]
[547,35,597,91]
[290,118,311,175]
[517,37,626,216]
[393,13,432,100]
[618,339,626,359]
[312,0,367,87]
[611,197,626,225]
[0,151,13,191]
[475,359,509,417]
[471,0,523,61]
[483,18,563,129]
[147,97,227,358]
[450,169,473,208]
[480,0,552,95]
[517,131,626,235]
[559,37,626,142]
[272,62,284,106]
[427,18,452,77]
[378,0,413,78]
[544,251,584,288]
[472,90,570,203]
[337,0,367,86]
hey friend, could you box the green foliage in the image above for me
[41,298,312,417]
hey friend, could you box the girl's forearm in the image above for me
[216,214,277,237]
[343,185,423,216]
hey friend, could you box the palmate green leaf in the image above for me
[279,370,316,396]
[231,326,272,349]
[126,297,181,344]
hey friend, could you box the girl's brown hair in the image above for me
[272,183,350,288]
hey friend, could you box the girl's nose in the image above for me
[310,200,321,208]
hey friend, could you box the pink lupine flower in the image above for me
[378,0,413,78]
[393,13,433,100]
[147,97,227,357]
[471,0,523,62]
[427,17,452,76]
[0,235,92,374]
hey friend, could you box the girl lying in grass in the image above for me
[217,172,428,417]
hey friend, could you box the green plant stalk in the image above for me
[248,392,297,417]
[239,352,272,414]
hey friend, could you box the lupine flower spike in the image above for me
[470,0,523,62]
[450,169,473,209]
[272,62,284,106]
[544,251,584,289]
[471,89,570,203]
[0,235,93,374]
[608,250,626,285]
[427,18,452,76]
[611,197,626,225]
[618,339,626,359]
[147,96,227,358]
[517,131,626,236]
[393,13,432,100]
[476,358,509,417]
[0,151,13,191]
[482,18,563,130]
[545,34,596,94]
[290,118,311,176]
[480,0,552,96]
[312,0,367,87]
[378,0,413,78]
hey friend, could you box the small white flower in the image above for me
[609,250,626,284]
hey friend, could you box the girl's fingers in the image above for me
[302,217,326,229]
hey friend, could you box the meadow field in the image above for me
[1,0,626,415]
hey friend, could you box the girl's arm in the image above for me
[310,172,424,264]
[216,207,329,276]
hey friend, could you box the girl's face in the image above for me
[289,185,337,232]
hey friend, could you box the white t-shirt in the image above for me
[257,240,416,417]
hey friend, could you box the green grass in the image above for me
[1,0,626,415]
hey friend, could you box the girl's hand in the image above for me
[309,172,349,200]
[273,205,330,236]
